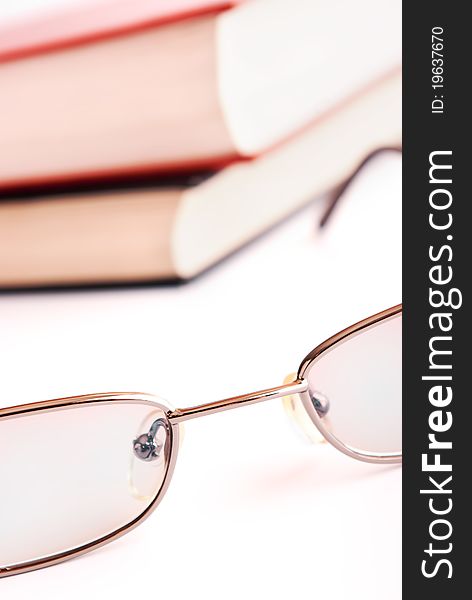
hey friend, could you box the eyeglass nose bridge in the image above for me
[167,379,308,424]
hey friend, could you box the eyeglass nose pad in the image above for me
[128,410,184,502]
[282,373,327,444]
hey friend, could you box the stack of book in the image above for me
[0,0,401,288]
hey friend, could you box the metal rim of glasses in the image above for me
[297,304,402,464]
[0,303,401,578]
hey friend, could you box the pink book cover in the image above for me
[0,0,240,61]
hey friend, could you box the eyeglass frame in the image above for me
[0,302,401,579]
[0,146,402,577]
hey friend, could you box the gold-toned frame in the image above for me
[0,394,180,579]
[0,304,401,579]
[297,304,402,464]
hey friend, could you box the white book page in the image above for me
[218,0,402,154]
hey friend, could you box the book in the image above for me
[0,0,239,61]
[0,0,401,189]
[0,71,401,288]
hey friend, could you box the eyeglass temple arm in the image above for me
[167,379,308,423]
[319,145,403,228]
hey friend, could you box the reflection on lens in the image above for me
[0,399,173,571]
[302,313,402,455]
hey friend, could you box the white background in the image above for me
[0,2,401,597]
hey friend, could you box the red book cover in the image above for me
[0,0,239,62]
[0,0,400,192]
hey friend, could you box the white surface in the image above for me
[0,154,401,597]
[218,0,401,154]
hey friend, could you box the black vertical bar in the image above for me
[403,1,469,597]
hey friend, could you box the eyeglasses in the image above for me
[0,303,401,578]
[0,147,402,577]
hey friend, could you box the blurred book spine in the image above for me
[0,0,401,288]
